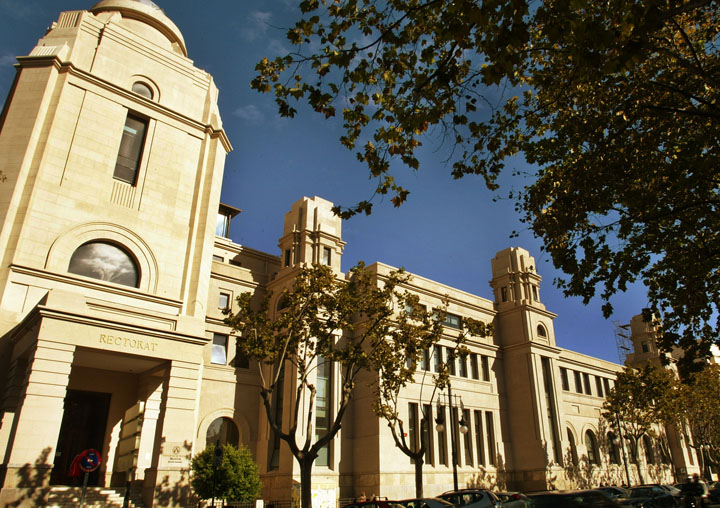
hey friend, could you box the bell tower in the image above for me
[277,196,346,275]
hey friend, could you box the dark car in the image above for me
[439,489,502,508]
[526,490,622,507]
[343,499,407,508]
[596,487,630,500]
[398,498,457,508]
[708,483,720,504]
[619,486,677,508]
[495,491,529,507]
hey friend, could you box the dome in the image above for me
[90,0,187,56]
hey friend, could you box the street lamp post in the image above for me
[436,382,469,491]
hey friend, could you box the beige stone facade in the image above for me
[0,2,699,507]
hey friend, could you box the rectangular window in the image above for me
[434,345,443,373]
[501,287,508,302]
[212,254,224,262]
[447,348,456,376]
[218,292,230,310]
[470,354,479,380]
[462,408,473,466]
[443,312,462,330]
[583,373,592,395]
[641,341,650,353]
[560,367,570,391]
[595,376,604,397]
[458,354,467,378]
[211,333,227,365]
[421,348,430,371]
[486,411,496,466]
[216,212,230,237]
[603,377,611,395]
[316,357,332,466]
[408,403,419,461]
[284,249,291,267]
[437,405,448,465]
[422,404,434,465]
[532,285,539,301]
[114,114,147,185]
[481,355,490,382]
[574,371,583,393]
[474,410,485,466]
[322,246,331,266]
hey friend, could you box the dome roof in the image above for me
[90,0,187,56]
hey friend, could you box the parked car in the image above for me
[596,487,630,500]
[526,490,621,507]
[495,491,529,507]
[619,485,678,507]
[439,489,502,508]
[708,483,720,504]
[343,499,407,508]
[675,481,710,507]
[398,498,457,508]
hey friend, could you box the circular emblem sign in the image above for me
[78,449,102,473]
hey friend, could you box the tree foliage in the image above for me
[251,0,720,355]
[190,444,262,502]
[224,262,456,508]
[602,364,676,484]
[373,297,492,497]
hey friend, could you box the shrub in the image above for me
[191,444,262,502]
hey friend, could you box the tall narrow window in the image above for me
[567,429,579,466]
[608,432,620,464]
[316,357,332,466]
[585,430,599,465]
[422,404,434,465]
[474,410,485,466]
[446,348,456,375]
[408,403,419,462]
[470,354,479,380]
[532,285,539,301]
[595,376,604,397]
[421,348,430,371]
[583,373,592,395]
[481,355,490,382]
[560,368,570,391]
[485,411,496,466]
[643,435,655,465]
[462,408,473,466]
[603,377,611,395]
[211,333,228,365]
[284,250,291,267]
[541,357,562,465]
[458,355,467,378]
[322,246,331,266]
[434,345,443,373]
[574,371,583,393]
[114,114,147,185]
[437,405,448,465]
[501,287,508,302]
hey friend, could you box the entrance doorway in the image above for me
[50,389,111,485]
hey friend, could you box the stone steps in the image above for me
[47,485,144,507]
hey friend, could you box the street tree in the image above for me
[224,262,451,508]
[190,444,262,503]
[602,364,676,485]
[372,296,491,497]
[251,0,720,357]
[673,364,720,479]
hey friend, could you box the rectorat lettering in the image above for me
[99,333,158,352]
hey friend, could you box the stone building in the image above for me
[0,1,693,507]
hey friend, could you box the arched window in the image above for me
[132,81,154,99]
[537,325,547,339]
[643,435,655,464]
[206,417,239,448]
[585,430,599,465]
[68,242,139,287]
[567,428,579,466]
[607,432,621,464]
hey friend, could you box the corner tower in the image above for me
[0,2,230,506]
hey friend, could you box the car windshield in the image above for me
[630,488,654,498]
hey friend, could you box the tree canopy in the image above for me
[251,0,720,356]
[190,444,262,503]
[224,262,458,508]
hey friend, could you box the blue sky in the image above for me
[0,0,650,363]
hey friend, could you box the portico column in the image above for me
[136,374,164,479]
[0,339,75,507]
[144,359,201,508]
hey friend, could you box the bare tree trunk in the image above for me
[300,455,313,508]
[414,456,424,498]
